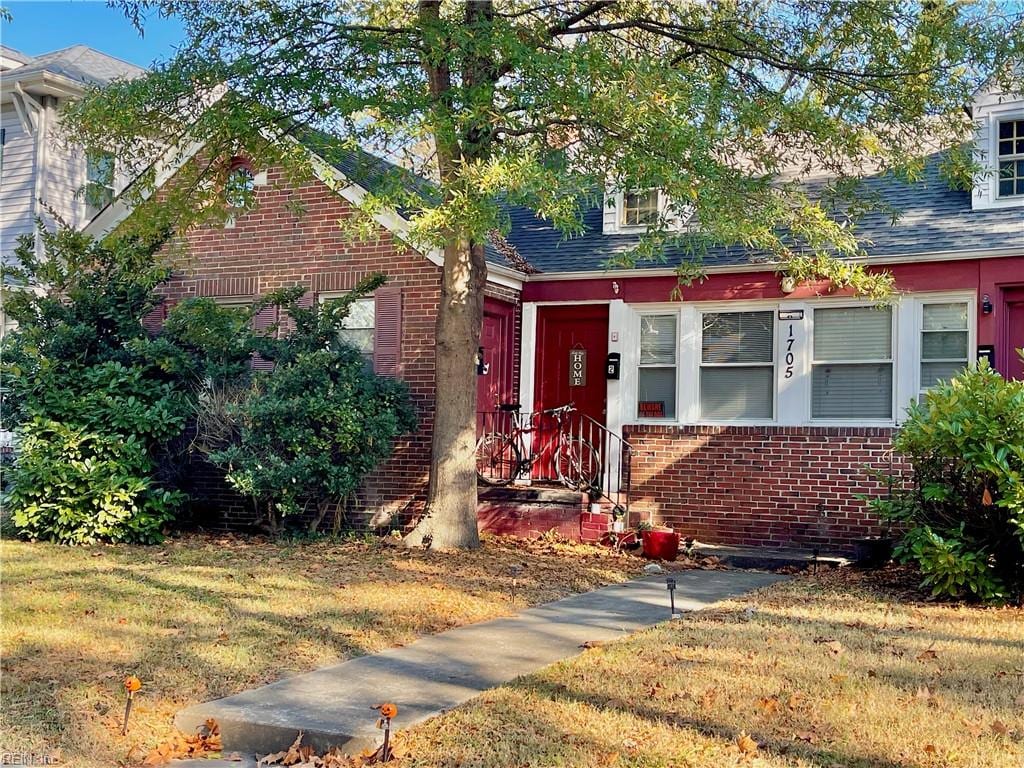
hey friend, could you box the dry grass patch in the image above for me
[0,532,642,767]
[399,567,1024,768]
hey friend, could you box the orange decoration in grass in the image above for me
[124,676,142,693]
[378,702,398,719]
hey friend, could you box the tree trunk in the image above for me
[406,238,486,549]
[406,0,494,549]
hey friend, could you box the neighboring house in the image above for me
[83,80,1024,553]
[0,44,142,268]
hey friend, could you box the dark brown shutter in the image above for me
[250,303,279,372]
[373,285,402,377]
[141,302,167,335]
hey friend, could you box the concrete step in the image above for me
[690,542,852,571]
[175,570,785,758]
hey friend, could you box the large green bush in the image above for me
[167,275,416,533]
[873,363,1024,602]
[1,229,191,543]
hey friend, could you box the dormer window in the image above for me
[997,119,1024,198]
[621,190,659,227]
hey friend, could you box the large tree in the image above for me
[65,0,1023,548]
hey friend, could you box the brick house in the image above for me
[85,86,1024,552]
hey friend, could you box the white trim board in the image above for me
[595,290,978,431]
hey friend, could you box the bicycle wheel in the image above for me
[556,437,602,492]
[476,432,521,486]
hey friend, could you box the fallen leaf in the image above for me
[756,696,780,715]
[829,674,848,684]
[924,744,937,755]
[991,720,1010,736]
[736,732,758,755]
[916,646,938,662]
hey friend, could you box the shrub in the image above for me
[171,275,417,533]
[1,229,191,543]
[872,362,1024,602]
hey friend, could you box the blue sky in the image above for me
[2,1,185,67]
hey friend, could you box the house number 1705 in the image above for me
[784,324,796,379]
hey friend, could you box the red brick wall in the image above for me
[159,166,520,531]
[624,425,907,553]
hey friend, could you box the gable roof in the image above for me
[3,44,145,88]
[498,153,1024,275]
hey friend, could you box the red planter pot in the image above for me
[641,530,680,561]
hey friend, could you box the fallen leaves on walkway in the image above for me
[142,719,222,765]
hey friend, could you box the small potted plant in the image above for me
[640,522,680,561]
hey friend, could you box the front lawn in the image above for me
[0,533,642,767]
[400,567,1024,768]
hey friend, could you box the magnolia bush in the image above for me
[1,230,190,543]
[872,363,1024,602]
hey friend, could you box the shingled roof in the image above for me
[496,153,1024,275]
[3,44,144,88]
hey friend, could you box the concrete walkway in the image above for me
[175,568,784,760]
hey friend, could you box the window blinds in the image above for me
[812,306,893,418]
[699,311,774,419]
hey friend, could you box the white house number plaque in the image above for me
[569,348,587,386]
[777,309,804,380]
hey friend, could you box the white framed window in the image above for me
[811,305,894,420]
[621,190,660,227]
[226,164,255,210]
[700,310,775,420]
[637,313,676,419]
[320,293,376,364]
[997,119,1024,198]
[85,151,115,218]
[919,301,969,398]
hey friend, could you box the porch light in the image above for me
[982,294,993,314]
[781,276,796,294]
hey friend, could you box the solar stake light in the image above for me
[666,576,682,619]
[122,676,141,735]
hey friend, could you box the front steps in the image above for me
[477,485,609,541]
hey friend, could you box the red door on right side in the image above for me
[1005,288,1024,380]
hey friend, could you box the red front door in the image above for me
[477,297,517,413]
[1006,289,1024,381]
[534,304,609,479]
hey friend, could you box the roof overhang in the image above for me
[0,70,87,101]
[525,244,1024,281]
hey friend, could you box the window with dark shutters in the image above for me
[251,303,279,372]
[140,302,167,334]
[373,285,402,377]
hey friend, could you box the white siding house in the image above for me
[0,44,143,268]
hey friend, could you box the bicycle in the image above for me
[476,403,602,492]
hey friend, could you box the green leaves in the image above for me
[64,2,1024,292]
[2,230,190,544]
[874,362,1024,602]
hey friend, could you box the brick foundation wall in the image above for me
[159,166,520,532]
[624,425,907,553]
